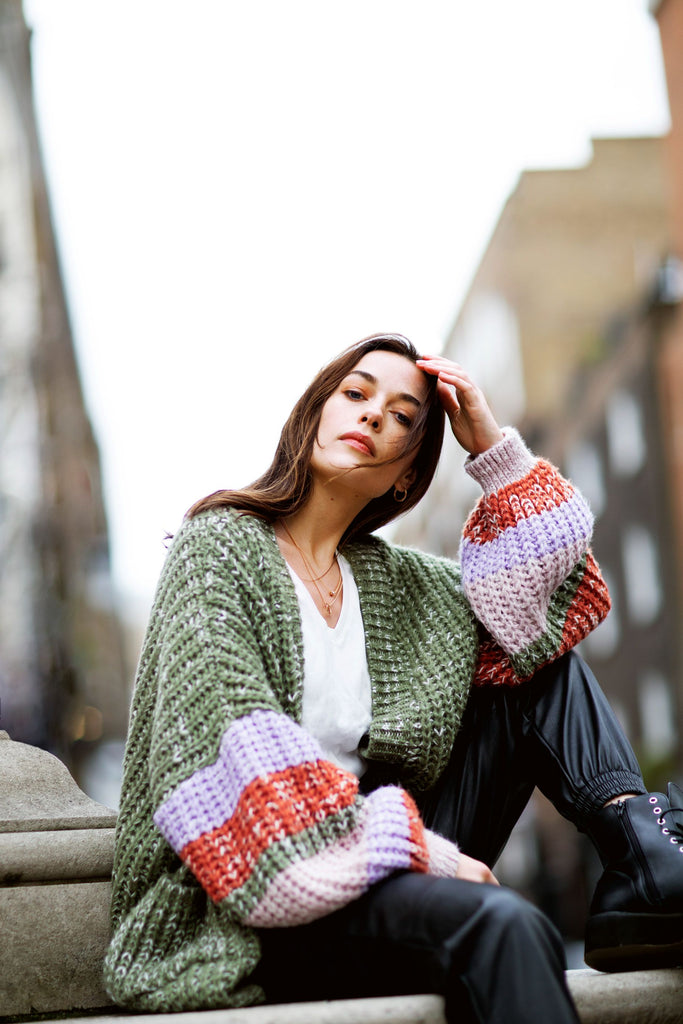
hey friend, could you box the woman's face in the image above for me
[310,349,428,500]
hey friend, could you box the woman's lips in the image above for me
[340,432,376,456]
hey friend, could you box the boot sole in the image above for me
[585,911,683,972]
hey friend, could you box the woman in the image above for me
[104,334,683,1023]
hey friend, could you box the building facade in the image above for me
[394,131,682,950]
[0,2,128,785]
[397,135,681,779]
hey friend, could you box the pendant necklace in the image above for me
[280,520,343,616]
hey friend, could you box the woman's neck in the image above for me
[279,482,365,559]
[274,489,361,628]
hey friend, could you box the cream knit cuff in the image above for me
[424,828,461,878]
[464,427,536,496]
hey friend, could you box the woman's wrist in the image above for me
[468,425,505,458]
[424,828,461,878]
[464,428,536,496]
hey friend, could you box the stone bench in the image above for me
[0,731,116,1016]
[2,732,682,1023]
[14,972,683,1024]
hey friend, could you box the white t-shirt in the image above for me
[286,554,372,777]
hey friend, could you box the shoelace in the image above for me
[655,799,683,846]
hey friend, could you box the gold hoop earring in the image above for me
[394,486,408,503]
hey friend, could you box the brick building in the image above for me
[652,0,683,649]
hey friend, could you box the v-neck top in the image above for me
[286,553,372,777]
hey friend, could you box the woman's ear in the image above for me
[394,465,417,492]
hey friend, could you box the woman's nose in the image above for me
[361,409,382,429]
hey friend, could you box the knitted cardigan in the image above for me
[104,431,610,1011]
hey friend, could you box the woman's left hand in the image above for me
[417,356,504,457]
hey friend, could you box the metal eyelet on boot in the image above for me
[649,796,658,803]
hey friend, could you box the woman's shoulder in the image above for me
[172,506,274,551]
[158,509,278,592]
[345,533,462,584]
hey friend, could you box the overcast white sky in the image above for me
[23,0,670,617]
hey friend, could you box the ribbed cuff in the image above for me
[465,428,536,496]
[424,829,460,878]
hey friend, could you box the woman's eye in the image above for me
[395,411,412,427]
[345,389,365,401]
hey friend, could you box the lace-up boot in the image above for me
[584,782,683,971]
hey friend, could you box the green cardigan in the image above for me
[104,442,608,1011]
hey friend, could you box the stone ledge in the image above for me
[568,968,683,1024]
[12,969,683,1024]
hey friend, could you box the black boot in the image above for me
[583,783,683,971]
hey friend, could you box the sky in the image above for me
[23,0,670,619]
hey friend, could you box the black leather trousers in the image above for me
[254,652,646,1024]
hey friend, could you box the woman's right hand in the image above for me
[456,853,500,885]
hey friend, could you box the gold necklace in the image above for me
[280,521,343,616]
[280,534,338,582]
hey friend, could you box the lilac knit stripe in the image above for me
[460,491,592,584]
[364,786,414,885]
[464,541,587,654]
[153,709,325,851]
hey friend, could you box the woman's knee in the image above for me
[460,885,565,959]
[474,883,540,928]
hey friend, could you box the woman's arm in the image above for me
[460,430,610,681]
[153,705,462,927]
[417,357,610,682]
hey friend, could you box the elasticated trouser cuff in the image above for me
[573,770,647,822]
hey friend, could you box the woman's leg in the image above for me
[254,871,580,1024]
[418,649,645,861]
[419,650,683,971]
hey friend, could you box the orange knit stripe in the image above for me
[472,637,518,688]
[403,790,430,872]
[558,551,611,655]
[180,760,359,903]
[463,463,576,545]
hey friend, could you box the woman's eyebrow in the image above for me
[346,369,422,408]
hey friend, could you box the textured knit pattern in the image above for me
[152,708,430,921]
[103,431,609,1012]
[463,429,611,683]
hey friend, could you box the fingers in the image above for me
[436,378,460,417]
[417,355,504,456]
[416,356,477,395]
[455,852,501,885]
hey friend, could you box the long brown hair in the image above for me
[186,334,445,543]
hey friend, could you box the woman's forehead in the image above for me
[348,350,428,400]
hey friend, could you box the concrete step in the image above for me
[14,969,683,1024]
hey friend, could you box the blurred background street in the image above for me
[1,0,682,968]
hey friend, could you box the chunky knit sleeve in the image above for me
[153,708,460,927]
[460,429,610,684]
[149,514,459,930]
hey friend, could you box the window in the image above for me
[605,389,646,477]
[565,441,605,517]
[622,525,662,625]
[638,671,676,758]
